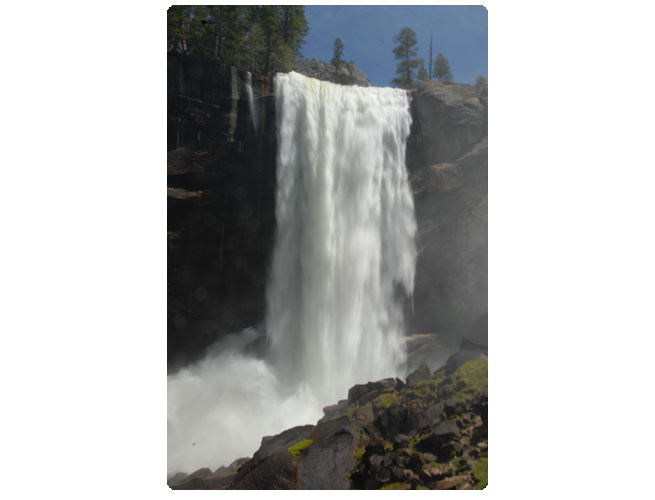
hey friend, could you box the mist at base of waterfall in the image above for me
[167,328,321,474]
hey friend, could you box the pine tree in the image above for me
[392,27,422,89]
[331,38,348,83]
[331,38,344,67]
[276,6,309,72]
[167,6,207,55]
[417,64,429,81]
[167,5,309,75]
[434,53,453,83]
[244,23,265,73]
[197,6,248,65]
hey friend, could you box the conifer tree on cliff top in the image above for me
[392,27,422,89]
[166,6,308,74]
[434,52,454,83]
[417,64,429,81]
[331,38,350,84]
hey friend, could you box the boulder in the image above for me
[426,401,445,424]
[407,408,431,431]
[296,418,360,489]
[374,405,410,441]
[406,363,432,387]
[444,399,464,417]
[348,381,387,404]
[435,475,468,490]
[230,425,314,489]
[416,420,460,454]
[393,434,411,450]
[230,451,299,490]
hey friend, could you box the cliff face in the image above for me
[167,54,277,369]
[167,55,488,368]
[406,81,488,342]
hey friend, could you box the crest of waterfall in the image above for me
[267,72,417,404]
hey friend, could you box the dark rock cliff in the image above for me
[167,55,488,369]
[167,54,277,370]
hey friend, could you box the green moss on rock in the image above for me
[452,359,488,401]
[373,392,398,409]
[287,439,313,457]
[472,456,488,489]
[380,482,411,490]
[412,371,447,397]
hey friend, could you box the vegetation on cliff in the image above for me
[392,27,423,89]
[167,5,308,74]
[434,52,453,83]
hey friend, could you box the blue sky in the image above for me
[301,5,487,87]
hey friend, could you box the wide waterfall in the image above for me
[268,72,416,403]
[167,72,416,474]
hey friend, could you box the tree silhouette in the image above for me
[434,53,453,83]
[392,27,422,88]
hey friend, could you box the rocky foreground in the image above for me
[168,346,488,490]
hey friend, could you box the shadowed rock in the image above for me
[406,363,432,387]
[416,419,461,455]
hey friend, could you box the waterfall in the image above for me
[245,71,258,132]
[267,72,416,404]
[168,72,416,474]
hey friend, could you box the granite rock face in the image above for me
[406,80,488,342]
[295,59,371,86]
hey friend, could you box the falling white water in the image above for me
[245,71,258,132]
[167,72,416,474]
[268,72,416,403]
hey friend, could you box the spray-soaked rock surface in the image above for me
[168,356,488,490]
